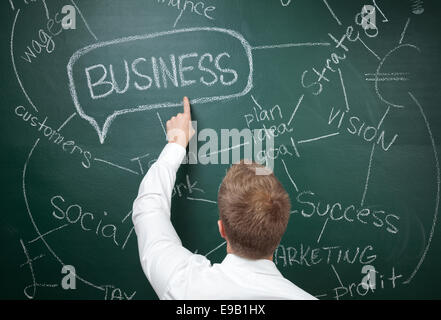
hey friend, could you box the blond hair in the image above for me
[218,161,291,259]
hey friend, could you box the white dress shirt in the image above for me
[132,143,317,300]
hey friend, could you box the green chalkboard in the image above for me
[1,0,441,300]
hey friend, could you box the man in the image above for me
[132,97,316,300]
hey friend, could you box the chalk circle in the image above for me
[374,43,421,109]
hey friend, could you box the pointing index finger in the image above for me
[183,96,191,116]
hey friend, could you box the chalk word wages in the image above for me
[20,6,76,64]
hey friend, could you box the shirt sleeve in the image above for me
[132,143,194,299]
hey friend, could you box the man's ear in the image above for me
[218,220,226,239]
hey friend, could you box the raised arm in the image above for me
[132,97,196,298]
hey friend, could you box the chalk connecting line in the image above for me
[287,94,304,127]
[94,158,140,176]
[322,0,342,26]
[57,113,77,132]
[70,0,98,41]
[281,159,299,193]
[338,68,350,112]
[404,93,440,284]
[252,42,331,50]
[297,132,340,145]
[204,241,226,257]
[28,224,69,244]
[399,18,411,45]
[360,143,376,207]
[317,218,330,244]
[187,197,217,205]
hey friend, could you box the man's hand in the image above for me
[166,97,195,149]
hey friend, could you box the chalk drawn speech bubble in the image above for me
[67,27,254,144]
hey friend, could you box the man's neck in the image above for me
[226,245,273,261]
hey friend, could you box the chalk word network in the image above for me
[67,27,253,144]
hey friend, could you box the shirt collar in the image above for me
[221,253,282,276]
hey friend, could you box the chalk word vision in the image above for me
[67,28,253,144]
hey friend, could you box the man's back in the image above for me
[163,253,316,300]
[132,101,317,300]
